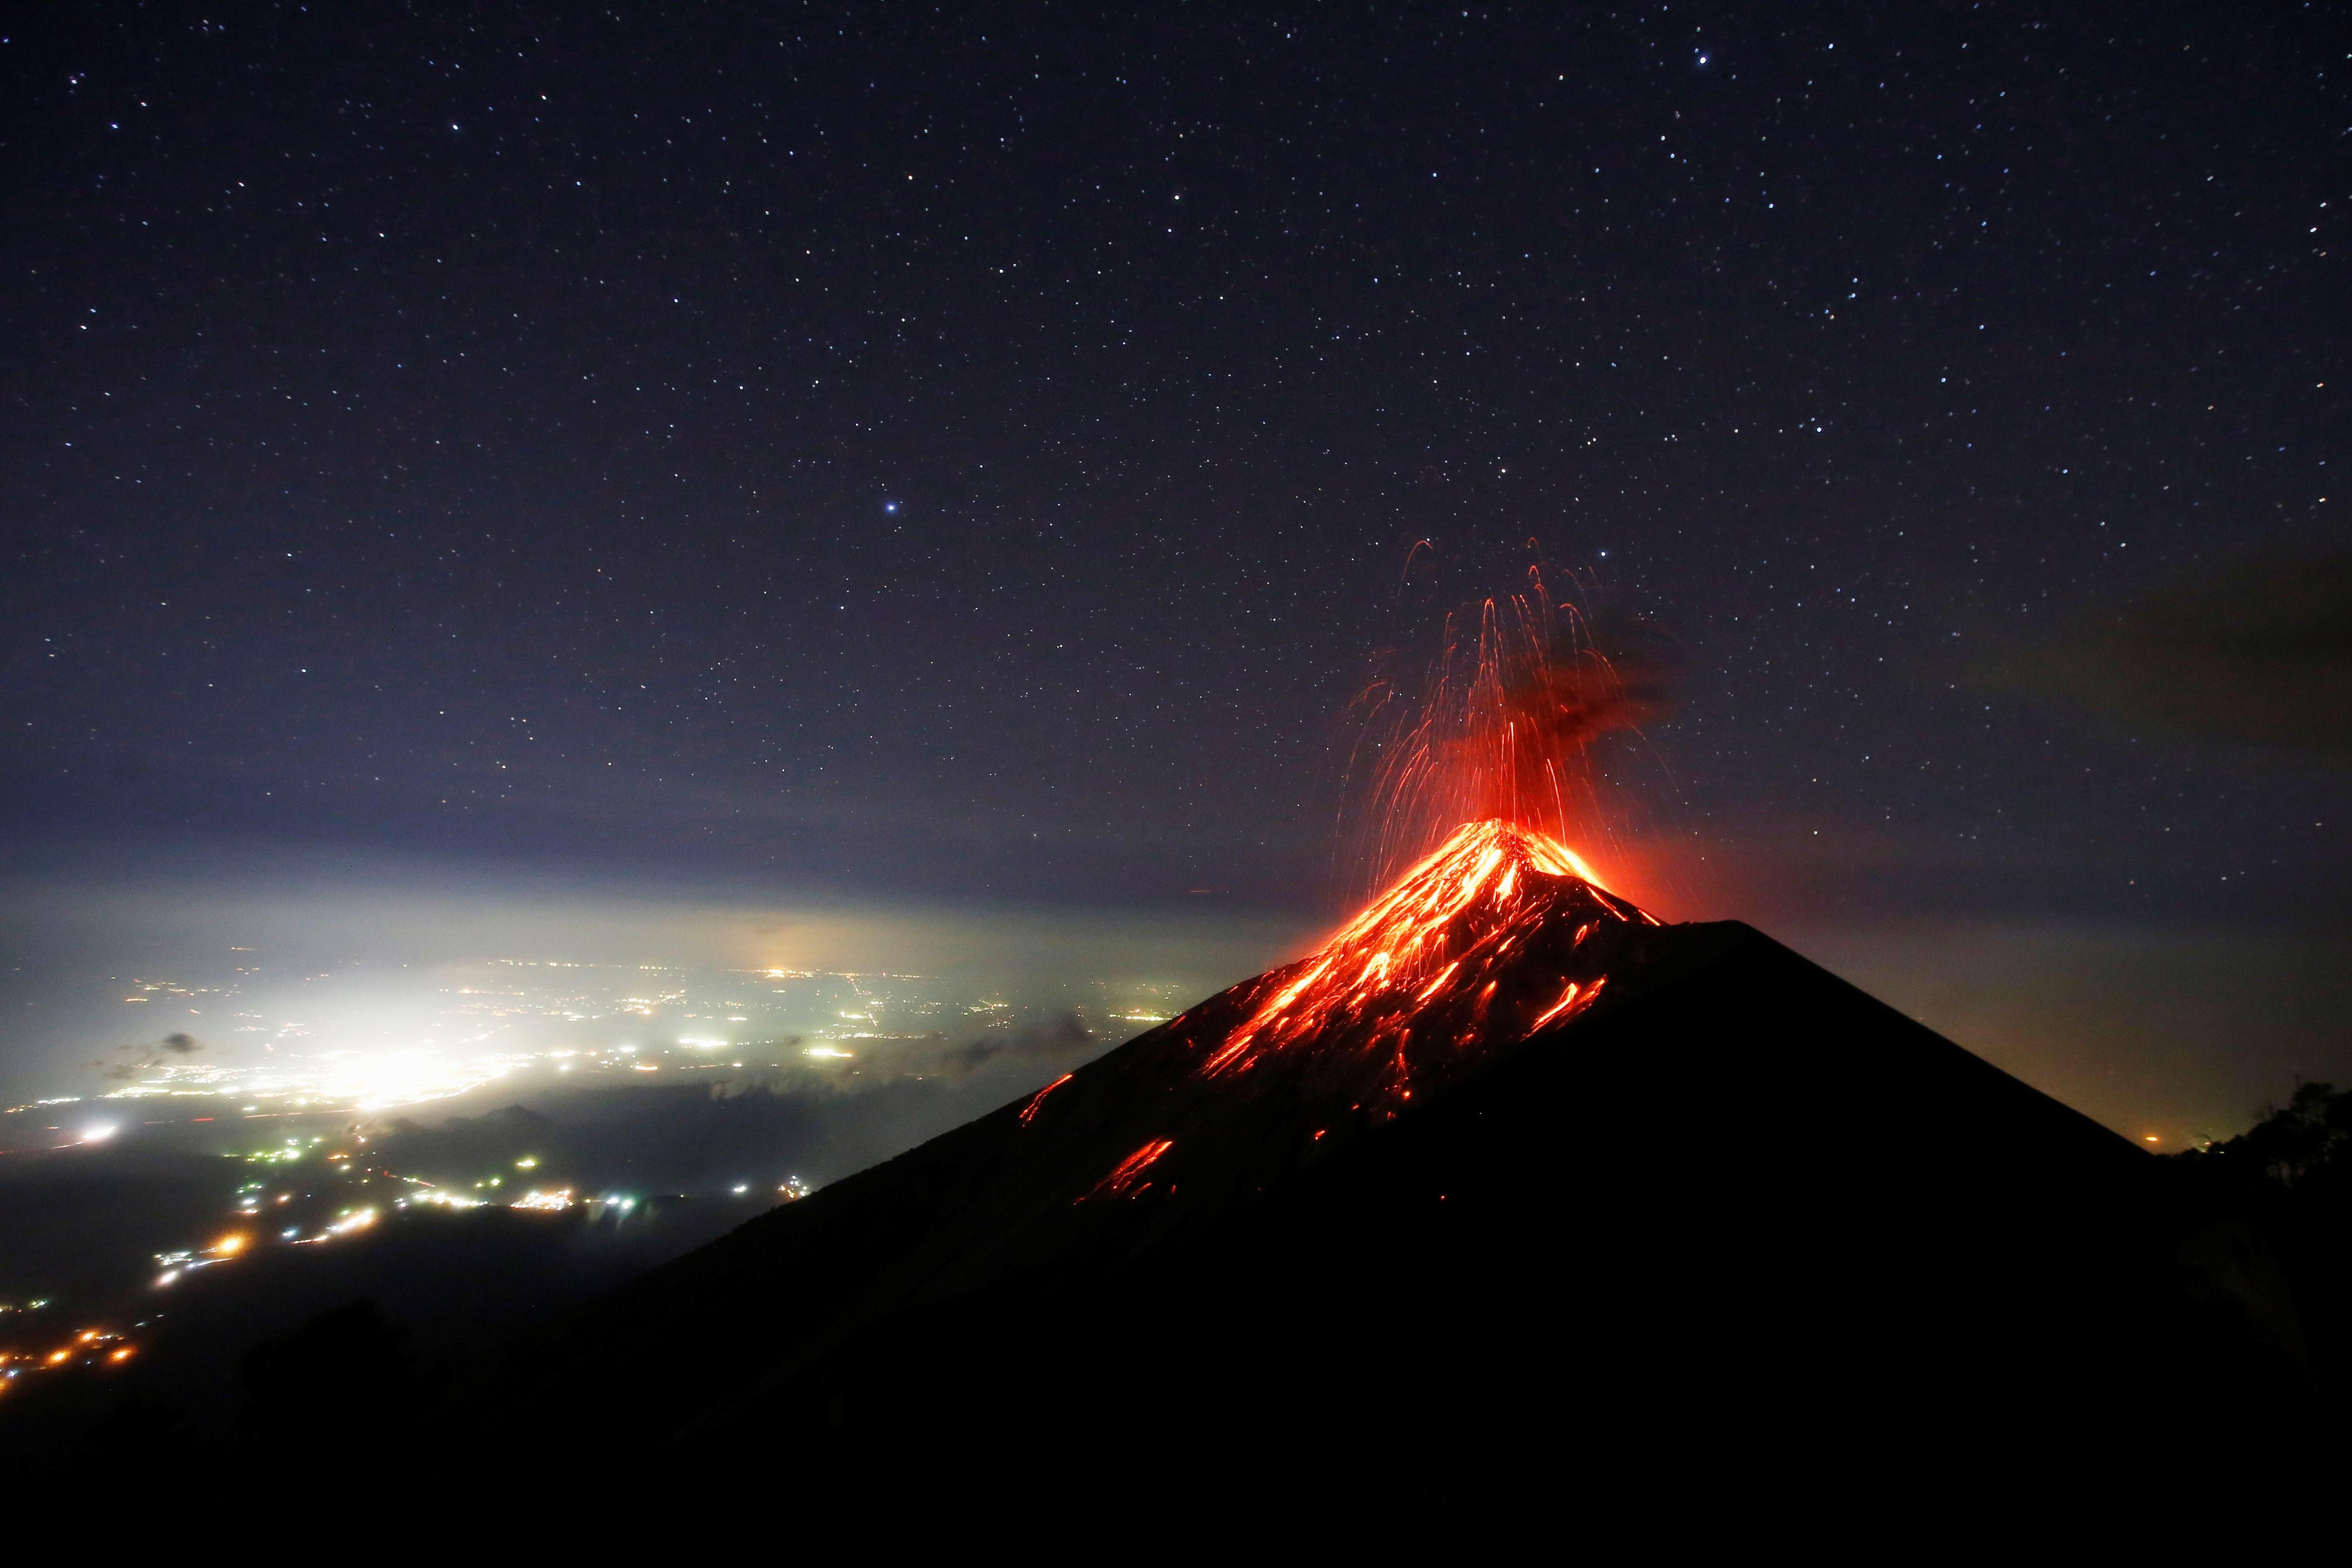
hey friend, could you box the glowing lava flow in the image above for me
[1084,1138,1174,1202]
[1020,1073,1075,1123]
[1042,818,1660,1204]
[1198,819,1652,1091]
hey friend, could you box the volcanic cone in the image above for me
[460,822,2277,1479]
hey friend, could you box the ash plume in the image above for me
[1351,567,1684,886]
[937,1010,1093,1076]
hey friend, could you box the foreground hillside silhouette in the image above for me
[448,825,2298,1476]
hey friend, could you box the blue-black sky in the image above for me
[3,2,2344,942]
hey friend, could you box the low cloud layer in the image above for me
[1998,553,2352,760]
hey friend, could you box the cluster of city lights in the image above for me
[152,1230,251,1286]
[61,961,1180,1130]
[7,953,987,1401]
[0,1328,136,1395]
[3,1112,829,1417]
[109,1047,541,1112]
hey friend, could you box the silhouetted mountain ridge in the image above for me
[455,827,2284,1476]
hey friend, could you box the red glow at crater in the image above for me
[1202,818,1651,1087]
[1353,567,1679,893]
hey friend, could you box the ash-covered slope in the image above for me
[460,824,2266,1463]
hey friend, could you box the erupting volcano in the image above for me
[457,590,2270,1479]
[1064,818,1653,1167]
[466,790,2257,1476]
[1352,567,1681,888]
[1200,820,1636,1085]
[1004,815,1675,1220]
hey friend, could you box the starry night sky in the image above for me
[4,0,2345,968]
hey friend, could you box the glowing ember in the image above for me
[1353,569,1679,889]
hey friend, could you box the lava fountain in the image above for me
[1152,571,1680,1114]
[1026,571,1687,1194]
[1353,566,1681,890]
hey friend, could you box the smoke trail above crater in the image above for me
[1349,563,1684,889]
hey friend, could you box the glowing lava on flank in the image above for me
[1044,572,1683,1201]
[1052,817,1662,1205]
[1198,818,1653,1092]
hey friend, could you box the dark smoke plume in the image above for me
[1353,574,1685,885]
[90,1030,202,1081]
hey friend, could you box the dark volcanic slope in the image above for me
[461,826,2265,1465]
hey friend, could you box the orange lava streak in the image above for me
[1201,819,1633,1085]
[1528,974,1608,1033]
[1020,1073,1074,1124]
[1083,1138,1174,1202]
[1414,960,1461,1003]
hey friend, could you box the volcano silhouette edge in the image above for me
[457,910,2275,1464]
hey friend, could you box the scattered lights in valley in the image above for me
[0,1326,136,1397]
[2,960,1061,1419]
[67,963,1165,1121]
